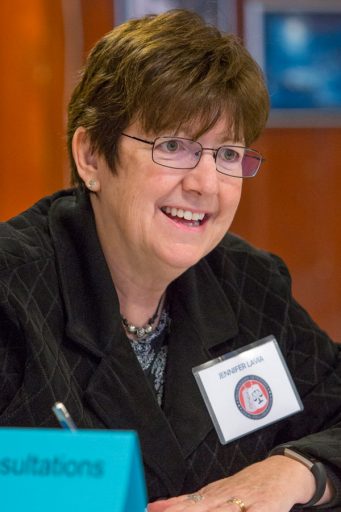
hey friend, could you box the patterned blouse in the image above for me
[129,310,169,406]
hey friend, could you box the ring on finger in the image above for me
[186,493,204,503]
[226,497,246,512]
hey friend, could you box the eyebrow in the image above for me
[216,135,237,145]
[172,130,236,143]
[199,134,244,146]
[161,123,243,145]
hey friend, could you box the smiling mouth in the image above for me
[161,206,208,227]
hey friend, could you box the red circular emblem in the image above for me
[235,375,273,419]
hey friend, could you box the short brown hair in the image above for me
[67,9,269,185]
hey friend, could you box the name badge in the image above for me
[192,335,303,444]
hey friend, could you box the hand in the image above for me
[148,455,316,512]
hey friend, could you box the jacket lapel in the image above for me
[164,260,238,458]
[83,329,187,494]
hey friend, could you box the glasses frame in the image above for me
[121,133,265,178]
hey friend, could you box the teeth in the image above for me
[163,207,205,221]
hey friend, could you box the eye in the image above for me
[220,147,241,162]
[165,140,180,152]
[155,138,185,153]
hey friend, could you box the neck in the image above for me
[117,285,166,331]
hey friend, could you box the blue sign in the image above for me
[0,428,147,512]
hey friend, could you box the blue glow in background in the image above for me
[265,13,341,109]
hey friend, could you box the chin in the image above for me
[157,248,208,274]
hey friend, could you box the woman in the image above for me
[0,9,340,511]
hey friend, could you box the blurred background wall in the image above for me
[0,0,340,340]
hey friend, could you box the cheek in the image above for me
[115,192,140,225]
[220,181,243,217]
[233,184,243,211]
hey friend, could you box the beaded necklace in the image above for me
[121,295,164,339]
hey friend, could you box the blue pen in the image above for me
[52,402,77,432]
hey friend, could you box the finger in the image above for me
[225,497,247,512]
[149,497,202,512]
[216,505,243,512]
[148,497,183,512]
[160,500,206,512]
[148,500,171,512]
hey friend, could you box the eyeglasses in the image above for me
[121,133,264,178]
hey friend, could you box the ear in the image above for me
[72,127,101,192]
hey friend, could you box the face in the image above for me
[90,118,243,277]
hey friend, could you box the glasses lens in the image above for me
[242,149,262,177]
[152,137,201,169]
[216,146,262,178]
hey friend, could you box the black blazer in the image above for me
[0,188,341,506]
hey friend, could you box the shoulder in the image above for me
[207,232,291,284]
[0,189,76,274]
[204,233,293,313]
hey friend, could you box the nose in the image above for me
[182,150,219,195]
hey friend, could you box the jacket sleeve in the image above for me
[270,255,341,508]
[0,279,26,418]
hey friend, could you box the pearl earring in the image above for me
[87,179,97,190]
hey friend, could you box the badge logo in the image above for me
[234,375,273,419]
